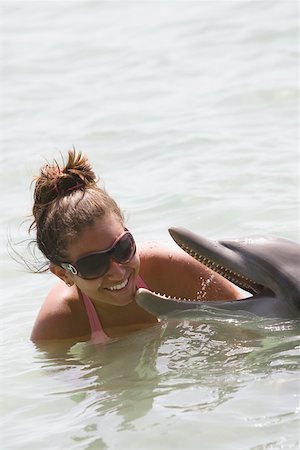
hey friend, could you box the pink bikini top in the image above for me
[81,275,149,344]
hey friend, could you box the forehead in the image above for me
[67,214,124,261]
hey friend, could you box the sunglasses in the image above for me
[60,230,136,280]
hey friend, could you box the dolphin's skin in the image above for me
[135,227,300,319]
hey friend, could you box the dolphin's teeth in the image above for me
[175,237,262,293]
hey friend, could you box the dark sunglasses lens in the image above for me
[75,232,136,279]
[77,254,109,279]
[113,233,136,262]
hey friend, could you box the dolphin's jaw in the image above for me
[136,288,208,306]
[137,288,205,304]
[170,233,263,296]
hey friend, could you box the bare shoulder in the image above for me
[138,239,202,290]
[139,239,183,260]
[138,239,241,301]
[30,281,88,342]
[139,239,199,268]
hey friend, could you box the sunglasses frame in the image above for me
[60,229,136,280]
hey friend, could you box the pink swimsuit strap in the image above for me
[81,291,110,343]
[81,275,149,343]
[136,274,149,289]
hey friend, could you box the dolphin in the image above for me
[135,227,300,319]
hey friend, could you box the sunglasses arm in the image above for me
[60,263,78,276]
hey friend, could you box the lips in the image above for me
[106,277,129,291]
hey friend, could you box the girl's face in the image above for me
[65,214,140,307]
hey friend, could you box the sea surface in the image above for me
[1,1,299,449]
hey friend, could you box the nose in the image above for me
[105,257,127,279]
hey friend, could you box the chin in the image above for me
[102,290,133,307]
[115,295,133,306]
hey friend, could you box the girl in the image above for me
[30,150,240,344]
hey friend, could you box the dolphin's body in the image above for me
[135,228,300,319]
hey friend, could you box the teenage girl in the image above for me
[30,150,241,344]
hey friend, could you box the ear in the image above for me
[50,263,74,286]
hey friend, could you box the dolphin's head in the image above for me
[169,228,300,301]
[135,227,300,318]
[168,227,300,307]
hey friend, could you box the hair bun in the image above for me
[33,149,97,210]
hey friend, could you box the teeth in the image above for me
[107,278,129,291]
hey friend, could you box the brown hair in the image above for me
[29,149,124,269]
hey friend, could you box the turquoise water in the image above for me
[1,1,299,449]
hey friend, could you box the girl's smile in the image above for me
[105,276,130,291]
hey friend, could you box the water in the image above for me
[1,1,299,449]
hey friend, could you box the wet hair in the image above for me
[29,149,124,270]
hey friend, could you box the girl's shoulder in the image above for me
[138,239,195,268]
[138,239,181,260]
[137,239,198,294]
[30,281,89,343]
[138,239,241,301]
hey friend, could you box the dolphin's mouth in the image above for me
[136,229,299,318]
[175,238,263,296]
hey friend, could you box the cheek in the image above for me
[74,277,103,293]
[130,252,140,273]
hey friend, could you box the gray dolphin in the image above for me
[135,227,300,319]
